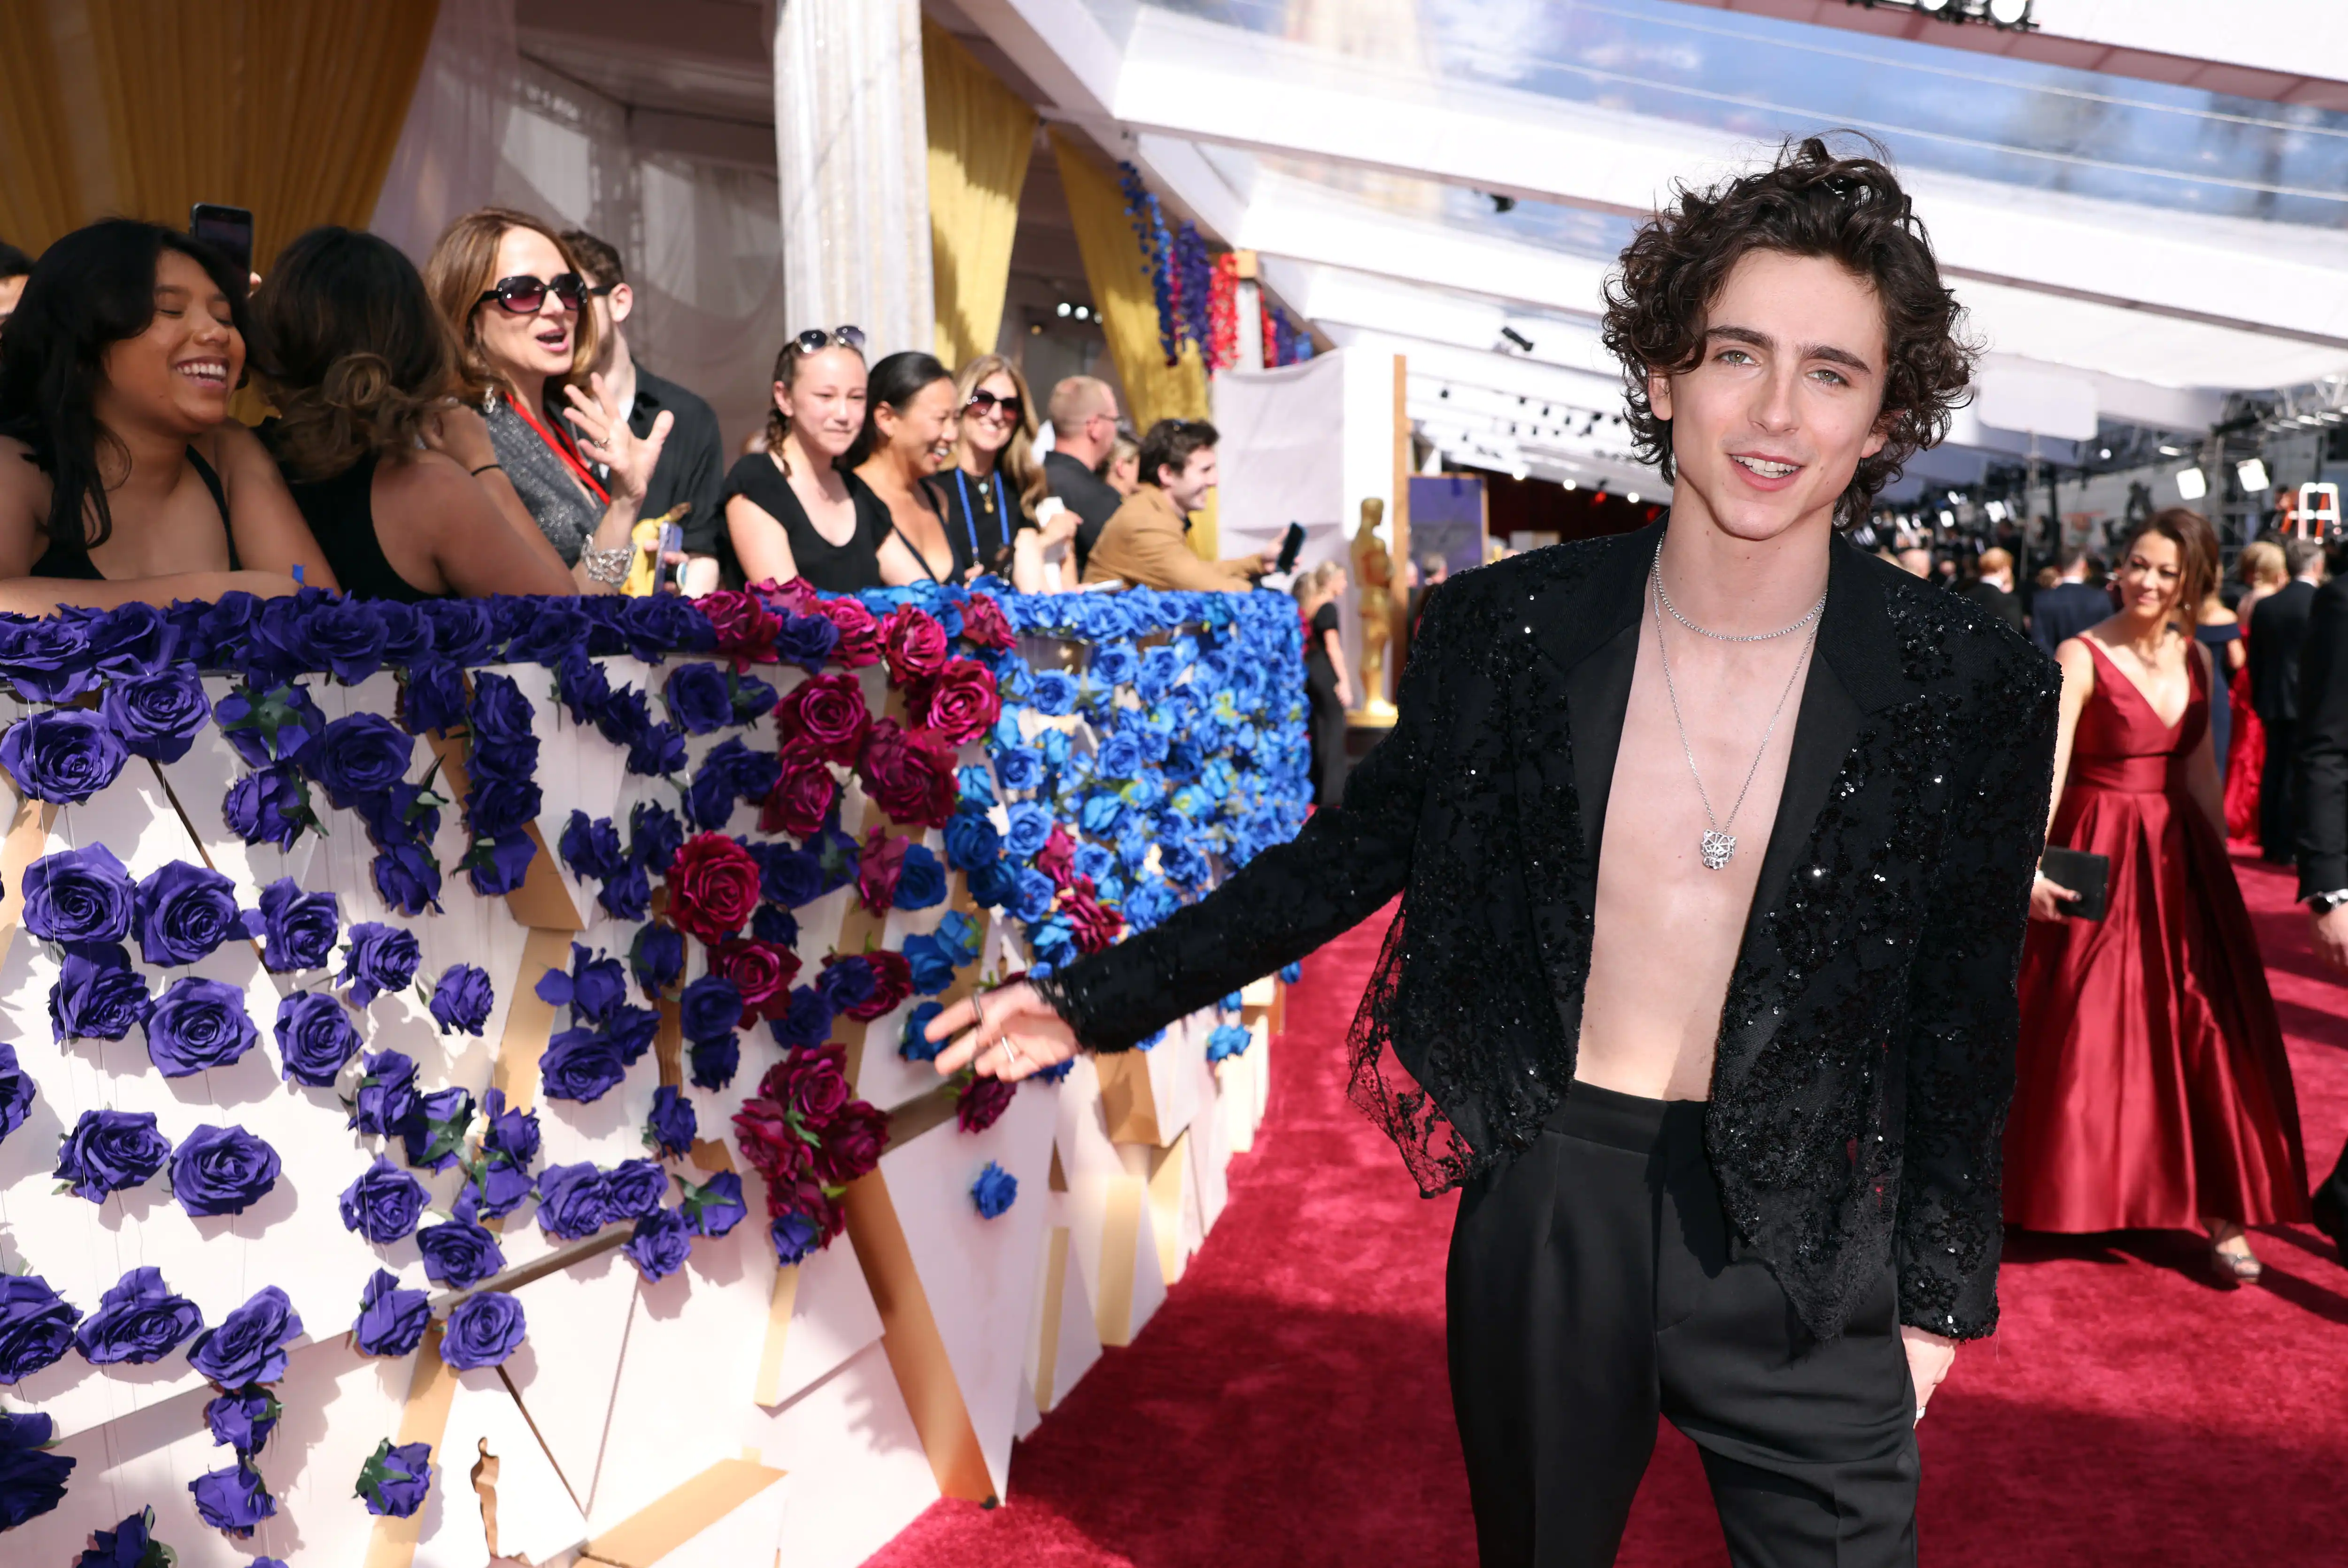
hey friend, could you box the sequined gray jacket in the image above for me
[1045,523,2060,1340]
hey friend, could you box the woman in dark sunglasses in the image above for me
[424,208,670,592]
[929,353,1068,590]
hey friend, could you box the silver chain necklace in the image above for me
[1653,553,1826,642]
[1650,548,1824,870]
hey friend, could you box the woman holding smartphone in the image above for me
[0,219,335,612]
[424,208,668,593]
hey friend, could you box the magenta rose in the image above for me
[708,938,800,1022]
[759,1047,850,1127]
[663,833,762,946]
[749,576,821,618]
[774,673,870,766]
[957,1074,1016,1134]
[814,1099,888,1186]
[699,589,780,667]
[758,743,838,840]
[733,1097,811,1186]
[880,606,949,687]
[1035,823,1078,889]
[817,597,881,668]
[908,659,1001,749]
[855,828,907,915]
[958,592,1015,651]
[856,719,957,830]
[1065,880,1124,953]
[860,950,913,1021]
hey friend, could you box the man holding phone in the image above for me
[1082,418,1276,592]
[561,230,725,594]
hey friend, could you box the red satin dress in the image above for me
[2005,640,2310,1231]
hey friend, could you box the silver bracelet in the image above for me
[582,544,632,584]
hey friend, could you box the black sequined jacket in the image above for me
[1043,523,2059,1341]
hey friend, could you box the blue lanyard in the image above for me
[952,469,1000,564]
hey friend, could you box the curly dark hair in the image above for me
[1600,134,1977,528]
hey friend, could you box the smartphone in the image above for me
[1274,521,1306,576]
[660,523,688,594]
[190,203,254,280]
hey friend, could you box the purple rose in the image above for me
[468,670,534,740]
[440,1290,525,1371]
[101,667,212,763]
[751,903,798,948]
[604,1158,666,1221]
[340,921,421,1007]
[349,1049,420,1137]
[626,721,687,779]
[774,608,840,670]
[144,976,259,1076]
[255,877,338,973]
[468,735,539,784]
[555,646,610,723]
[187,1285,302,1387]
[630,800,684,873]
[677,1171,748,1237]
[189,1459,276,1536]
[421,598,496,665]
[479,1086,541,1168]
[215,682,326,768]
[535,942,627,1024]
[687,1035,739,1091]
[307,713,414,809]
[398,1085,474,1172]
[608,1002,659,1066]
[170,1123,281,1217]
[629,921,684,998]
[623,1208,694,1281]
[355,1437,433,1518]
[50,943,152,1044]
[504,601,589,667]
[77,1507,167,1567]
[768,984,834,1051]
[597,858,650,920]
[417,1218,505,1289]
[0,707,127,803]
[73,1266,200,1365]
[644,1085,696,1159]
[402,660,470,736]
[465,776,543,839]
[0,615,97,702]
[758,845,825,908]
[429,963,494,1036]
[618,591,713,659]
[355,777,444,849]
[679,975,742,1046]
[204,1387,280,1456]
[338,1156,427,1243]
[351,1268,430,1358]
[559,811,623,882]
[82,600,179,675]
[458,829,534,897]
[297,595,391,683]
[372,843,443,915]
[22,843,134,945]
[816,954,876,1016]
[454,1160,535,1225]
[663,661,734,735]
[132,860,245,967]
[540,1027,626,1104]
[0,1410,75,1530]
[0,1043,33,1143]
[274,992,362,1087]
[0,1274,80,1384]
[377,597,430,664]
[54,1108,170,1201]
[769,1210,822,1265]
[534,1161,611,1240]
[223,764,312,850]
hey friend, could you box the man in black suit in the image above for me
[2291,557,2348,1261]
[1041,376,1126,575]
[2027,542,2109,655]
[2251,536,2326,863]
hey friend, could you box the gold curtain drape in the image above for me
[1050,129,1218,558]
[923,19,1035,372]
[0,0,440,266]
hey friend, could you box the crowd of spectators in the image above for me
[0,210,1251,614]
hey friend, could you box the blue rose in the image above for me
[630,800,684,874]
[1003,803,1052,861]
[757,844,824,907]
[645,1085,696,1159]
[626,720,688,778]
[428,963,494,1037]
[957,763,996,807]
[441,1290,526,1371]
[215,681,325,768]
[752,903,798,947]
[1029,915,1075,968]
[1012,867,1057,923]
[536,942,627,1024]
[132,860,245,968]
[679,975,743,1045]
[597,858,650,921]
[768,1211,822,1265]
[604,1159,666,1221]
[355,1437,433,1518]
[677,1172,747,1237]
[0,1274,79,1384]
[590,683,653,751]
[624,1208,694,1281]
[468,670,536,741]
[22,843,135,945]
[902,935,957,996]
[540,1028,626,1103]
[338,1155,427,1243]
[459,830,533,897]
[169,1123,280,1217]
[1095,730,1146,780]
[0,617,97,703]
[535,1161,611,1240]
[144,976,258,1076]
[85,600,178,674]
[466,777,543,838]
[376,598,430,664]
[421,597,496,664]
[774,608,839,670]
[769,984,834,1050]
[1030,669,1078,716]
[255,877,337,973]
[479,1086,541,1169]
[55,1107,170,1201]
[993,746,1043,793]
[401,661,469,735]
[559,811,624,882]
[349,1049,420,1137]
[187,1285,301,1386]
[189,1460,276,1536]
[697,737,780,807]
[1207,1023,1252,1062]
[943,809,1002,873]
[101,667,211,763]
[397,1085,474,1173]
[629,920,684,997]
[296,594,392,683]
[73,1266,200,1366]
[223,764,311,850]
[505,600,590,667]
[274,992,361,1088]
[351,1269,430,1359]
[76,1507,171,1567]
[204,1387,280,1456]
[340,921,421,1007]
[900,999,945,1062]
[466,735,539,784]
[373,843,444,915]
[0,707,126,803]
[417,1219,506,1289]
[0,1410,75,1529]
[687,1035,739,1091]
[663,661,734,735]
[971,1161,1018,1219]
[966,858,1017,908]
[894,843,946,910]
[555,649,613,726]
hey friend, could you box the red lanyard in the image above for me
[505,391,610,506]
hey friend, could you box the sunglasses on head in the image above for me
[477,273,587,314]
[789,324,866,355]
[966,388,1023,420]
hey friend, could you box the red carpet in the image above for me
[869,851,2348,1566]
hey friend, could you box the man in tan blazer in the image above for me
[1082,418,1275,592]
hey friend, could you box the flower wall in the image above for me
[0,580,1305,1565]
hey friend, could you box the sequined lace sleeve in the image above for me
[1040,591,1453,1051]
[1894,653,2059,1340]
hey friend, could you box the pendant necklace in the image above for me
[1650,547,1825,870]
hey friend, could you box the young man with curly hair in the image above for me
[927,137,2060,1567]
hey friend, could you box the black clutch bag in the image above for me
[2039,846,2109,921]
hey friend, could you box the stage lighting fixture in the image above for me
[1985,500,2007,523]
[2098,447,2112,459]
[1987,0,2028,22]
[2176,468,2208,501]
[2238,458,2270,493]
[1917,0,1951,11]
[1626,492,1640,505]
[1056,301,1071,317]
[1939,509,1956,529]
[2158,445,2181,456]
[1562,480,1578,491]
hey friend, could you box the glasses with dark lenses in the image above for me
[790,324,866,355]
[966,388,1023,420]
[478,273,587,314]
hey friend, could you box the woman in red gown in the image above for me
[2222,539,2287,840]
[2008,509,2309,1283]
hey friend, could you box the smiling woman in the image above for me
[0,219,339,613]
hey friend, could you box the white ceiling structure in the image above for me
[953,0,2348,493]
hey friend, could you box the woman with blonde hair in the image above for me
[1102,430,1141,496]
[1293,559,1352,806]
[424,207,668,591]
[2224,538,2291,837]
[928,353,1067,582]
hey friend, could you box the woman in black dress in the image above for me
[853,352,962,587]
[723,327,893,592]
[253,228,574,601]
[931,353,1045,578]
[1295,560,1354,806]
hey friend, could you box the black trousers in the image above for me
[2261,717,2297,862]
[1305,663,1350,807]
[1448,1082,1919,1568]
